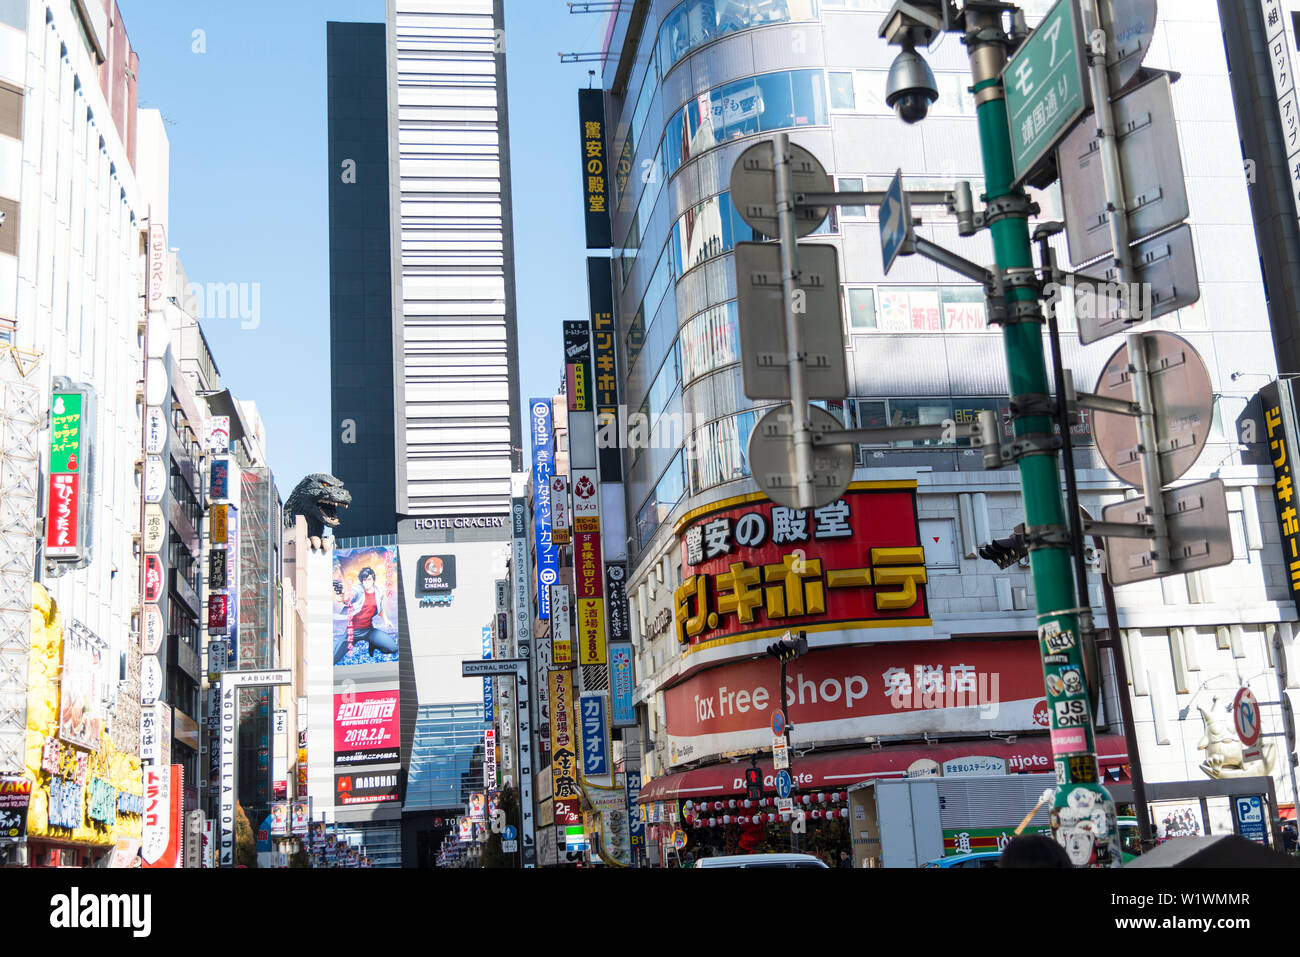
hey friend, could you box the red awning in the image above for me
[1280,806,1296,821]
[638,734,1130,802]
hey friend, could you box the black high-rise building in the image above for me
[328,21,398,537]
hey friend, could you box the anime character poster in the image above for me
[332,546,401,672]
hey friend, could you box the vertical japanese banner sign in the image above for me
[564,322,593,413]
[551,475,571,546]
[589,257,622,483]
[579,693,610,776]
[1262,380,1300,602]
[572,470,607,664]
[531,398,556,620]
[482,626,494,724]
[550,669,579,828]
[550,584,573,665]
[626,770,643,855]
[610,643,635,727]
[46,386,91,560]
[578,87,612,249]
[1261,0,1300,224]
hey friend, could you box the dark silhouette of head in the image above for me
[999,834,1074,868]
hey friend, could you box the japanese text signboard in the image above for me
[531,399,557,620]
[589,257,622,482]
[673,482,931,652]
[664,639,1049,766]
[573,469,607,664]
[46,386,92,560]
[564,322,593,413]
[1262,380,1300,604]
[1261,0,1300,225]
[1003,0,1089,186]
[333,689,401,767]
[551,475,571,545]
[578,88,612,249]
[550,669,580,826]
[579,693,610,776]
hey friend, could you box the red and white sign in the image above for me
[333,690,400,755]
[572,469,599,530]
[674,483,930,651]
[147,224,167,310]
[1234,687,1262,758]
[550,475,570,545]
[207,594,229,634]
[45,473,79,553]
[143,555,164,603]
[142,764,182,868]
[664,639,1047,767]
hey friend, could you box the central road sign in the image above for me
[462,658,528,678]
[1004,0,1090,186]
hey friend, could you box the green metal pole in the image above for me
[963,6,1120,867]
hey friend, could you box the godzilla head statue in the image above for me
[284,473,352,543]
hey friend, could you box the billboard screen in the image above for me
[398,540,508,706]
[333,689,401,767]
[59,625,106,751]
[332,546,401,674]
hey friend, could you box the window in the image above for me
[689,409,761,495]
[845,287,876,330]
[837,176,866,218]
[679,301,741,383]
[659,0,821,73]
[829,71,855,110]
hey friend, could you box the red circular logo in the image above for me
[1032,699,1050,728]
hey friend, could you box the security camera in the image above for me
[885,44,939,124]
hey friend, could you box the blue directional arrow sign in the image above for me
[776,770,793,799]
[503,825,517,841]
[879,168,912,275]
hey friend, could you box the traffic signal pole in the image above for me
[963,5,1121,865]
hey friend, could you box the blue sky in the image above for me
[115,0,604,498]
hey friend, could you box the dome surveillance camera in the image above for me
[885,45,939,125]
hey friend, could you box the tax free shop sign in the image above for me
[663,640,1048,768]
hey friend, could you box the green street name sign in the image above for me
[1004,0,1090,185]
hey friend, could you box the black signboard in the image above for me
[1262,380,1300,604]
[589,257,622,482]
[209,548,227,590]
[606,561,629,643]
[578,88,612,249]
[415,554,457,595]
[0,778,32,840]
[564,321,593,413]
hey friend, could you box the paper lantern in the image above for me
[728,799,737,809]
[801,794,812,805]
[722,815,731,825]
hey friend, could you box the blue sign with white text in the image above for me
[530,398,556,620]
[1234,795,1267,844]
[482,626,494,725]
[626,771,643,844]
[579,693,609,776]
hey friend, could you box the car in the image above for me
[693,852,830,868]
[922,851,1003,868]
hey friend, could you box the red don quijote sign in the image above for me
[674,482,930,650]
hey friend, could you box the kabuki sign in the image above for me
[673,482,931,652]
[45,383,94,561]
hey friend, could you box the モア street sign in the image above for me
[1100,478,1232,585]
[879,168,912,274]
[748,404,854,510]
[1074,223,1200,344]
[1004,0,1091,186]
[1059,73,1189,267]
[730,141,831,239]
[735,242,847,400]
[1092,331,1213,489]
